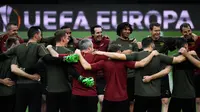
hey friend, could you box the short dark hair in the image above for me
[180,23,191,32]
[90,25,102,34]
[149,22,161,30]
[60,25,70,29]
[6,22,17,31]
[27,26,42,39]
[5,37,18,49]
[108,44,121,52]
[116,22,133,36]
[142,38,154,48]
[54,29,67,42]
[176,38,188,49]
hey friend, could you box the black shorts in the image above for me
[127,77,135,102]
[194,73,200,97]
[134,95,161,112]
[0,95,15,112]
[168,97,196,112]
[96,77,106,95]
[161,75,171,98]
[71,95,98,112]
[102,99,129,112]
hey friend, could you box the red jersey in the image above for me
[88,36,110,51]
[91,60,136,101]
[72,52,108,96]
[87,36,110,77]
[0,34,24,53]
[188,36,200,74]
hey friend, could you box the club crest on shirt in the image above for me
[160,42,164,46]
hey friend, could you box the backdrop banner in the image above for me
[0,4,198,31]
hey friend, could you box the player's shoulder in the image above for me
[101,37,110,43]
[0,33,7,40]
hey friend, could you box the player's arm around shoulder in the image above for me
[135,50,159,68]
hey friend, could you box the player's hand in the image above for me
[31,74,41,81]
[46,45,52,49]
[188,50,197,56]
[152,50,159,56]
[178,47,187,56]
[137,42,142,49]
[142,76,152,83]
[78,76,94,87]
[63,54,79,63]
[2,78,15,86]
[103,35,110,39]
[74,49,81,55]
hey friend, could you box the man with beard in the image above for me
[111,22,140,112]
[87,25,110,111]
[179,23,200,112]
[0,23,24,53]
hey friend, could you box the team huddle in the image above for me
[0,22,200,112]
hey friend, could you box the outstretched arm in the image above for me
[75,49,92,70]
[143,65,172,83]
[11,64,40,81]
[135,50,159,68]
[94,51,127,60]
[172,55,186,64]
[75,49,104,71]
[179,47,200,68]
